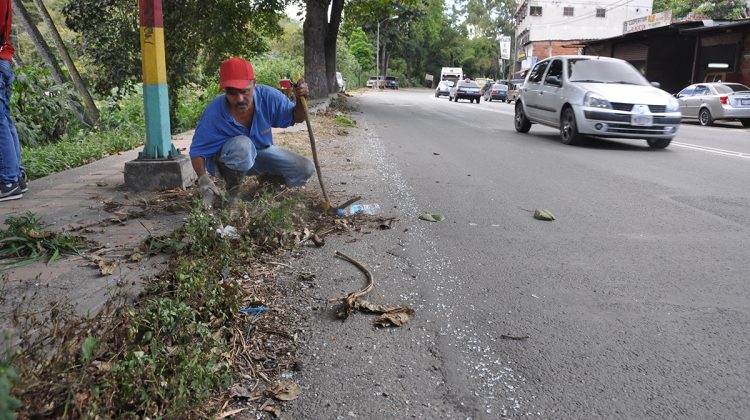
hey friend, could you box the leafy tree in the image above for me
[347,27,373,85]
[653,0,748,19]
[342,0,421,80]
[61,0,285,129]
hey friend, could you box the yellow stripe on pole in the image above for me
[140,27,167,85]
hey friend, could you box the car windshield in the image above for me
[492,84,508,90]
[458,81,479,88]
[568,59,648,85]
[714,83,750,93]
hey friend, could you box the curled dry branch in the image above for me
[329,251,374,318]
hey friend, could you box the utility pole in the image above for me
[123,0,194,190]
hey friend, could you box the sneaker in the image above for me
[18,176,28,193]
[0,182,22,202]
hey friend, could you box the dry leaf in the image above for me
[90,255,116,276]
[93,360,113,372]
[374,308,415,327]
[216,407,246,419]
[129,252,143,262]
[269,381,300,401]
[229,383,252,399]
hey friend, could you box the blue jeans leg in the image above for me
[249,145,314,187]
[0,60,20,184]
[216,135,257,173]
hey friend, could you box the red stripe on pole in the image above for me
[139,0,164,28]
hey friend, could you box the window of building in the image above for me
[530,6,542,16]
[563,7,574,16]
[596,8,606,17]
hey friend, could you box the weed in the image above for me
[0,212,89,269]
[334,114,356,127]
[1,333,21,419]
[7,188,319,417]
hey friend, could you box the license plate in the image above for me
[741,99,750,105]
[632,115,653,126]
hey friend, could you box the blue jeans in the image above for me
[0,60,21,184]
[217,135,314,187]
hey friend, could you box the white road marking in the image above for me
[672,142,750,159]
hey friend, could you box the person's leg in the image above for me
[215,135,257,197]
[0,60,20,186]
[249,145,314,187]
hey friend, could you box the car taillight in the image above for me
[720,96,729,105]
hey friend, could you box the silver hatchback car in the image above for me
[515,55,681,148]
[675,82,750,127]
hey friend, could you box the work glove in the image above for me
[198,174,221,208]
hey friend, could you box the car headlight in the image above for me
[583,92,612,109]
[666,97,679,112]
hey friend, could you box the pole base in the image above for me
[123,154,196,191]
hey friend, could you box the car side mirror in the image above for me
[545,75,562,86]
[650,81,661,88]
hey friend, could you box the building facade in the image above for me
[514,0,653,74]
[582,18,750,94]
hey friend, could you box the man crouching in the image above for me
[189,57,314,207]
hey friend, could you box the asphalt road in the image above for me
[282,88,750,419]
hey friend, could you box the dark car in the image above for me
[449,80,482,103]
[483,83,509,102]
[385,76,399,89]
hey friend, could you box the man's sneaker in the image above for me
[0,182,22,202]
[18,176,28,193]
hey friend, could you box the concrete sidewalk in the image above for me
[0,133,195,322]
[0,95,332,329]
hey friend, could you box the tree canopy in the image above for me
[653,0,748,19]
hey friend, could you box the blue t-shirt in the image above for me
[189,84,296,175]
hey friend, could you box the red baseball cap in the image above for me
[219,57,255,90]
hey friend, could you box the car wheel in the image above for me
[475,98,480,104]
[647,138,671,149]
[514,101,532,133]
[741,118,750,127]
[698,108,713,126]
[560,107,583,145]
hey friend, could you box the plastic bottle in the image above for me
[336,203,381,216]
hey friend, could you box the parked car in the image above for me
[475,78,492,92]
[449,80,482,103]
[515,55,681,148]
[366,76,384,88]
[336,72,346,92]
[674,82,750,127]
[435,80,454,97]
[385,76,399,89]
[479,80,495,96]
[505,79,525,103]
[483,83,509,102]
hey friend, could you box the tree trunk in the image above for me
[303,0,330,99]
[11,0,66,85]
[31,0,99,126]
[324,0,344,94]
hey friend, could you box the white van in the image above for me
[335,72,346,92]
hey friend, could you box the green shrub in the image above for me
[10,64,84,147]
[251,53,303,89]
[174,80,219,132]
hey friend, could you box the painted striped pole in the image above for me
[138,0,178,159]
